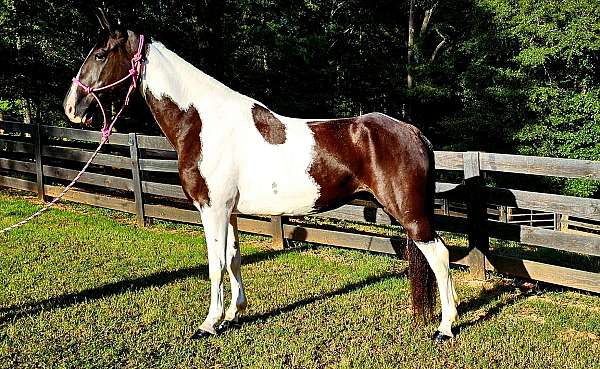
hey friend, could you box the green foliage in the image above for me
[0,99,13,112]
[476,0,600,196]
[0,0,597,195]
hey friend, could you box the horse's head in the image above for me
[63,9,141,125]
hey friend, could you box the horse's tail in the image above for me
[406,133,437,323]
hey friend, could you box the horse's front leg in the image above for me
[192,205,231,338]
[217,215,247,332]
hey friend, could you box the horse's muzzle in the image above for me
[63,84,95,125]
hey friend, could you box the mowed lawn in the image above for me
[0,190,599,369]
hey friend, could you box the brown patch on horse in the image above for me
[309,113,435,321]
[308,112,437,322]
[308,113,434,241]
[251,104,286,144]
[145,91,210,207]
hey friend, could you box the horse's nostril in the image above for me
[67,106,74,115]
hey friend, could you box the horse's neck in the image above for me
[142,41,234,106]
[140,41,238,150]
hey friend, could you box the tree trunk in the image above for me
[22,98,32,123]
[405,0,415,122]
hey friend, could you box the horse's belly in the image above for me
[235,170,320,216]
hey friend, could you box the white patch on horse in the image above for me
[142,42,320,216]
[64,47,96,123]
[414,237,459,337]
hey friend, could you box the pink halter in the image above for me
[72,34,145,142]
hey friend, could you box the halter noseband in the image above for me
[71,34,145,142]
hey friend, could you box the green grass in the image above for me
[0,190,599,368]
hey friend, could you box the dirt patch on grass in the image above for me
[516,307,546,324]
[558,328,599,342]
[528,295,600,313]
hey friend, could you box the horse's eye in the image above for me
[94,52,106,62]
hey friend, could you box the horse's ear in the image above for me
[95,8,114,34]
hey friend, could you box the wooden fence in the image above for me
[1,120,599,293]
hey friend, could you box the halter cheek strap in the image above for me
[72,34,145,142]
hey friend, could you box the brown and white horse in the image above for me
[64,13,459,342]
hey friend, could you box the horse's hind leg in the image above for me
[381,198,458,341]
[218,215,247,332]
[413,237,459,340]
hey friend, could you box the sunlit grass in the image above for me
[0,190,598,368]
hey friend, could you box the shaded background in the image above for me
[0,0,598,196]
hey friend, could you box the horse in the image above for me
[63,11,459,342]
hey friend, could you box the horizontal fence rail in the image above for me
[0,120,599,294]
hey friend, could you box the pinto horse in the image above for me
[63,13,459,342]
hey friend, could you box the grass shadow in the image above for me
[235,270,406,327]
[0,247,299,325]
[454,280,534,335]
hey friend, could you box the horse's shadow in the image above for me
[0,245,525,333]
[0,247,294,325]
[454,280,533,335]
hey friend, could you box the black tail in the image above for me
[406,134,437,323]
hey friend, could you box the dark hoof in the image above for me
[191,329,214,339]
[432,330,453,343]
[217,319,240,333]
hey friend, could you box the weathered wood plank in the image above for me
[487,221,600,257]
[144,204,201,224]
[434,151,464,171]
[566,219,600,232]
[486,187,600,221]
[143,204,272,235]
[487,254,600,294]
[0,175,37,192]
[270,216,287,249]
[237,216,272,235]
[129,133,146,226]
[435,182,462,193]
[283,224,403,255]
[480,152,600,180]
[41,125,129,146]
[347,199,379,208]
[42,165,132,191]
[0,139,34,154]
[0,158,35,173]
[138,158,179,172]
[42,145,131,169]
[0,120,32,133]
[33,122,45,200]
[44,185,137,213]
[136,135,174,151]
[141,181,187,199]
[317,204,393,224]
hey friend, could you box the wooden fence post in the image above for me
[442,198,449,215]
[129,133,146,226]
[463,151,488,280]
[33,120,45,201]
[270,216,287,250]
[553,213,562,231]
[560,214,569,232]
[499,205,508,223]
